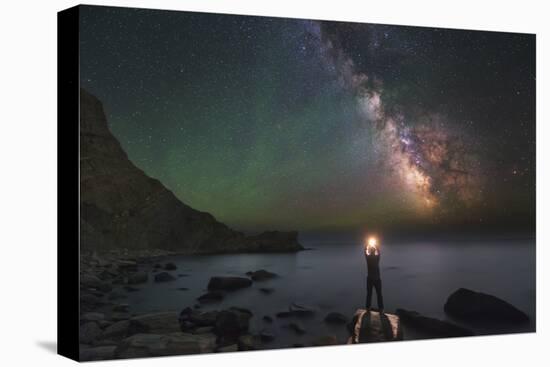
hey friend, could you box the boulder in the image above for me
[102,320,131,339]
[312,335,338,346]
[217,344,238,353]
[287,322,305,335]
[444,288,529,323]
[126,272,148,284]
[81,273,112,293]
[348,309,403,344]
[79,346,117,361]
[324,312,347,324]
[81,312,105,323]
[246,269,277,281]
[179,308,219,331]
[123,286,140,292]
[164,262,177,270]
[112,304,129,313]
[154,272,176,282]
[110,312,131,322]
[214,308,252,340]
[130,312,181,334]
[207,276,252,291]
[396,309,474,338]
[79,89,302,255]
[238,334,261,350]
[80,322,103,344]
[115,332,217,358]
[259,331,275,342]
[197,291,225,303]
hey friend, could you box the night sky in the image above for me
[80,6,535,233]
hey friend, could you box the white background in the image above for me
[0,0,547,365]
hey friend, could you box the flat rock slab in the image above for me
[348,309,403,344]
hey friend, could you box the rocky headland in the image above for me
[79,88,303,254]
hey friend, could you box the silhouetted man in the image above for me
[365,237,384,314]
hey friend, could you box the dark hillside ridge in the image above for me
[80,89,303,254]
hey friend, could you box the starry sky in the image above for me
[80,5,535,233]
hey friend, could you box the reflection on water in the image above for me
[119,236,536,347]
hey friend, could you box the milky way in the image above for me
[80,6,535,233]
[316,23,482,217]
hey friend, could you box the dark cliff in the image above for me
[79,89,303,254]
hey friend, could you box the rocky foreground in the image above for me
[80,88,303,254]
[79,251,531,361]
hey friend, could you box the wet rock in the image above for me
[444,288,529,323]
[130,312,180,334]
[396,309,474,337]
[246,269,277,281]
[287,322,306,335]
[324,312,348,325]
[177,287,189,291]
[112,304,129,313]
[197,291,225,303]
[207,276,252,291]
[123,285,140,292]
[79,346,117,361]
[263,315,273,323]
[278,303,315,318]
[110,312,131,322]
[214,308,252,340]
[259,287,275,294]
[101,320,131,339]
[259,331,275,342]
[115,332,217,358]
[217,344,238,353]
[164,262,177,270]
[179,307,219,331]
[81,312,105,323]
[127,272,148,285]
[80,322,103,344]
[238,334,262,350]
[193,326,215,334]
[154,272,176,282]
[81,273,112,293]
[312,335,338,346]
[348,309,403,343]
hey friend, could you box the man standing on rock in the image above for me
[365,236,384,314]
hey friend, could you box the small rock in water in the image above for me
[126,272,148,285]
[246,269,278,281]
[259,287,274,294]
[164,262,177,270]
[207,276,252,291]
[262,315,273,323]
[154,272,176,282]
[197,291,225,303]
[287,322,306,335]
[177,287,189,291]
[178,274,189,277]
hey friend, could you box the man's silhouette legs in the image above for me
[366,277,384,312]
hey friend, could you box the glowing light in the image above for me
[367,236,377,247]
